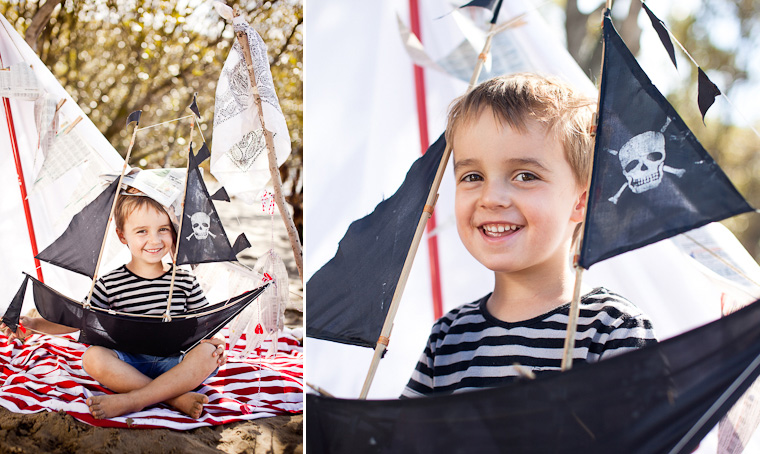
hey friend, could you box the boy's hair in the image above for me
[445,73,595,186]
[114,188,175,239]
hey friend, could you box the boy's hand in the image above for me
[0,316,35,343]
[200,337,227,367]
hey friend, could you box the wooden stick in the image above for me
[358,10,503,398]
[561,265,584,370]
[358,146,448,399]
[163,116,196,321]
[233,9,304,283]
[83,121,139,309]
[559,6,609,371]
[468,23,496,91]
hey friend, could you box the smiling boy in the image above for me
[3,191,226,419]
[402,74,657,397]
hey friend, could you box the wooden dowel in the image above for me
[233,9,304,283]
[560,6,608,371]
[163,116,195,321]
[358,143,449,399]
[83,121,139,308]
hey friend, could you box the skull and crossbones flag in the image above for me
[176,142,250,265]
[578,12,753,269]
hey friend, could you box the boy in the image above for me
[402,73,656,397]
[2,190,225,419]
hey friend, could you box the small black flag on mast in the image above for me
[126,110,142,127]
[189,93,201,120]
[697,67,721,124]
[642,3,677,70]
[578,12,752,269]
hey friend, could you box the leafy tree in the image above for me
[2,0,303,236]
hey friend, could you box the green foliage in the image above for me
[2,0,303,233]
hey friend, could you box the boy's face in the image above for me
[452,110,586,277]
[116,205,175,268]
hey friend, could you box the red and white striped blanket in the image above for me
[0,328,303,430]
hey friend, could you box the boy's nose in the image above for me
[480,180,512,208]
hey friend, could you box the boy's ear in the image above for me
[116,228,128,245]
[570,190,588,223]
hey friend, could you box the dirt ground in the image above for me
[0,407,303,454]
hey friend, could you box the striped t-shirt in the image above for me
[402,288,657,397]
[90,265,208,316]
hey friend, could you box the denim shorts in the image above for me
[114,349,219,380]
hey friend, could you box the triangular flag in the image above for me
[306,135,446,348]
[125,110,141,127]
[189,93,201,120]
[697,67,721,124]
[460,0,503,23]
[642,3,677,70]
[578,12,752,269]
[210,187,230,202]
[36,179,120,278]
[1,275,29,332]
[211,11,291,204]
[176,145,242,265]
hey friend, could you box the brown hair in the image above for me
[445,73,595,186]
[114,188,174,237]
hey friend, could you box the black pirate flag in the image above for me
[176,143,250,265]
[578,12,752,269]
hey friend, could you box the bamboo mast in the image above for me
[232,8,304,283]
[560,0,611,371]
[83,112,141,309]
[163,114,196,321]
[358,0,505,399]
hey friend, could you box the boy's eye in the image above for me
[515,172,538,182]
[461,173,483,183]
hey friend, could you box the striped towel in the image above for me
[0,327,303,429]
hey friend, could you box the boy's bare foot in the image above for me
[166,392,208,419]
[87,393,142,419]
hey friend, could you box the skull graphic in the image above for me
[606,116,685,204]
[618,131,666,194]
[187,211,216,240]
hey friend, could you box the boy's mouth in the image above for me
[144,247,164,254]
[480,223,522,238]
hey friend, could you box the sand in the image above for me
[0,407,303,454]
[1,197,304,453]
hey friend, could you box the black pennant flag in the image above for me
[697,67,721,124]
[176,144,242,265]
[578,12,752,269]
[306,134,446,348]
[460,0,503,24]
[193,142,211,165]
[189,93,201,120]
[642,3,677,70]
[232,233,251,256]
[1,275,30,332]
[210,187,230,202]
[126,110,142,127]
[36,179,120,278]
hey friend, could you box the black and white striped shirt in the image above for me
[90,265,208,316]
[402,288,656,397]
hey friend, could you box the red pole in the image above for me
[409,0,444,320]
[1,52,45,282]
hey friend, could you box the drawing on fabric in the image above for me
[607,117,686,204]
